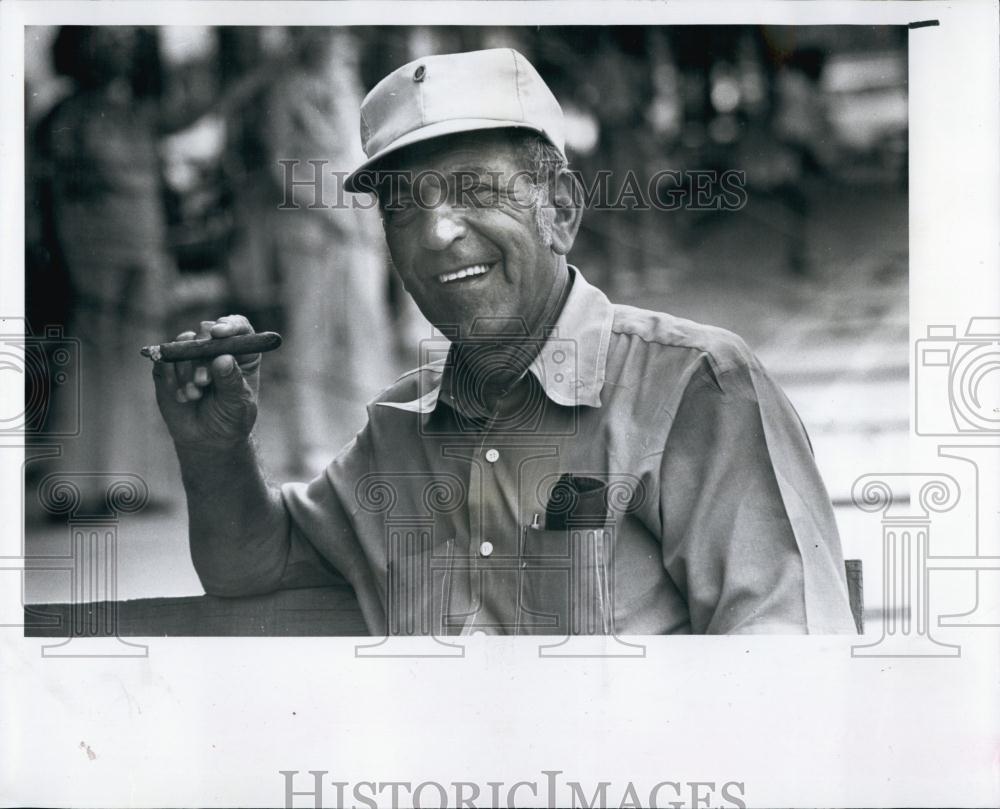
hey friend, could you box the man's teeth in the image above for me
[437,263,492,284]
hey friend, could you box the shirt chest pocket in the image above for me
[517,524,614,635]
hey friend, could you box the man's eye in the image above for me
[459,184,499,207]
[386,196,416,210]
[383,198,419,225]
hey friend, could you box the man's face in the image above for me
[378,132,567,340]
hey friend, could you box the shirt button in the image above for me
[485,448,500,463]
[479,540,494,557]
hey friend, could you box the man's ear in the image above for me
[548,169,583,256]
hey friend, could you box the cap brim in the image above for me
[344,118,550,193]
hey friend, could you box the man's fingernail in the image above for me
[185,382,201,400]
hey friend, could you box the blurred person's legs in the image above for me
[51,256,179,508]
[278,212,395,477]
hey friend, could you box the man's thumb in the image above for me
[211,355,245,393]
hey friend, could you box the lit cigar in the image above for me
[140,332,283,363]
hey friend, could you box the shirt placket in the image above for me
[442,422,560,634]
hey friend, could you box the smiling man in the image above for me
[153,48,857,635]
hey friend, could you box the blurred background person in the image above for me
[31,25,264,508]
[32,26,185,509]
[223,27,394,476]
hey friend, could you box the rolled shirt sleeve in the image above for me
[658,346,856,634]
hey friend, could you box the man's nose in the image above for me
[419,204,467,251]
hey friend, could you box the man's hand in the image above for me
[151,315,291,597]
[152,315,261,451]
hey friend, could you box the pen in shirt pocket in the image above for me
[519,513,541,557]
[519,514,542,567]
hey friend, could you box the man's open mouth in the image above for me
[436,262,496,285]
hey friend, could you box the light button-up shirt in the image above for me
[276,267,856,635]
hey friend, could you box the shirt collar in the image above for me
[377,266,615,415]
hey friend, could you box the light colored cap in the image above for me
[345,48,566,193]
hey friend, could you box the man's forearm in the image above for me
[175,439,291,597]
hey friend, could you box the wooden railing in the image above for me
[24,583,368,637]
[24,560,862,637]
